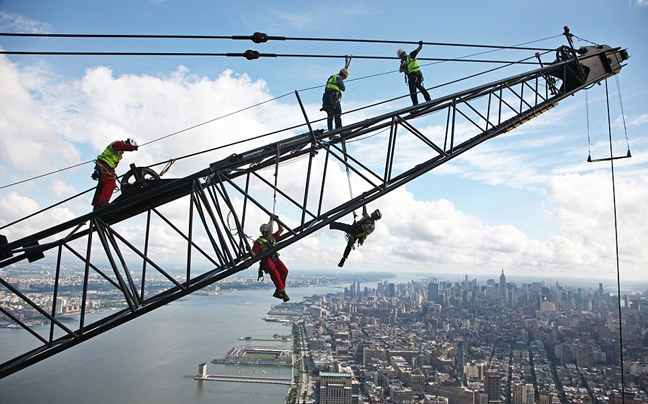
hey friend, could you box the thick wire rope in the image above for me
[0,50,539,66]
[604,79,626,400]
[615,76,631,152]
[586,92,592,158]
[0,32,555,52]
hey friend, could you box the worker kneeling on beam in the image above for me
[251,216,290,302]
[329,205,381,268]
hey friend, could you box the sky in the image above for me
[0,0,647,285]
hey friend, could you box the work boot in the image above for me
[273,290,284,300]
[338,258,346,267]
[282,292,290,302]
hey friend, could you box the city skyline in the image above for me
[1,270,646,403]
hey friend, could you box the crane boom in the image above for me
[0,42,628,378]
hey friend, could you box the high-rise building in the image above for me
[318,371,359,404]
[428,282,439,303]
[500,269,507,303]
[512,382,535,404]
[485,370,502,403]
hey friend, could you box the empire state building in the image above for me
[500,268,507,303]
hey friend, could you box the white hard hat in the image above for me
[373,209,382,220]
[339,68,349,78]
[260,223,269,233]
[397,49,406,57]
[126,138,138,146]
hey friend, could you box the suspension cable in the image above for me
[0,32,556,52]
[615,76,631,152]
[0,50,540,65]
[585,92,592,159]
[604,79,626,401]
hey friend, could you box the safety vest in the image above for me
[403,55,420,75]
[326,75,342,93]
[356,215,375,240]
[97,141,124,169]
[257,236,280,257]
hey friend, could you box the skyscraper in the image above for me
[428,282,439,303]
[485,369,502,403]
[499,268,507,303]
[319,371,359,404]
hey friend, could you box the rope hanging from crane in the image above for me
[586,78,632,163]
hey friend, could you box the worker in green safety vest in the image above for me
[397,41,431,106]
[320,68,348,131]
[91,138,139,210]
[251,216,290,302]
[329,205,382,268]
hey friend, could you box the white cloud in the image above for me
[0,55,80,173]
[0,11,53,33]
[546,171,648,270]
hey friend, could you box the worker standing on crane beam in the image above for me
[330,205,382,267]
[320,68,348,131]
[398,41,431,106]
[91,138,138,210]
[251,216,290,302]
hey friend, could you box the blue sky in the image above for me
[1,0,647,283]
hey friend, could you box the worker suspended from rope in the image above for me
[251,215,290,302]
[398,41,431,106]
[329,205,382,267]
[91,138,139,210]
[320,68,349,131]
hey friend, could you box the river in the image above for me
[0,285,347,404]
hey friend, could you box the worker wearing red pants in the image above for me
[251,218,290,302]
[91,138,138,210]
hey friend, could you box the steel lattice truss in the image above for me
[0,44,628,378]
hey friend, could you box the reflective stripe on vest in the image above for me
[326,75,341,93]
[404,55,420,74]
[97,141,124,169]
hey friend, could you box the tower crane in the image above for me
[0,32,629,378]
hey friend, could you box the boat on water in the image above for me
[262,317,290,323]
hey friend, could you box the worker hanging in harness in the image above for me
[329,205,382,267]
[320,68,348,132]
[397,41,431,106]
[251,216,290,302]
[91,138,139,210]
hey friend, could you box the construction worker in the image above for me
[397,41,431,106]
[251,217,290,302]
[91,138,139,210]
[329,205,382,267]
[320,68,348,131]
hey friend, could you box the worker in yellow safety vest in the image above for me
[398,41,431,106]
[320,68,348,131]
[329,205,382,267]
[91,138,139,210]
[251,217,290,302]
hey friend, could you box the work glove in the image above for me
[419,41,423,46]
